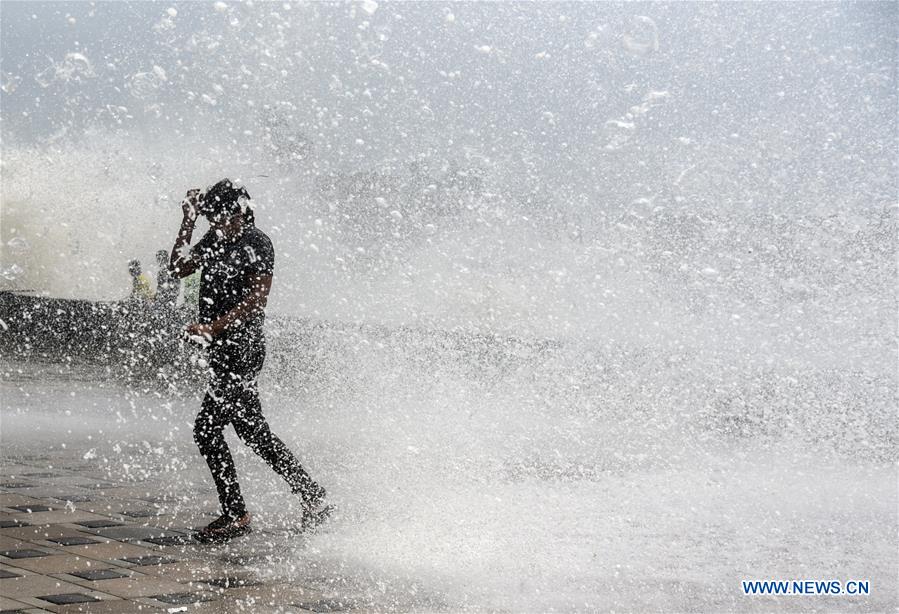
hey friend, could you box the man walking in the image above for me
[169,179,328,543]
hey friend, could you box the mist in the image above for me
[1,2,896,612]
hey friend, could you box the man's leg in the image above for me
[230,382,325,505]
[194,387,248,519]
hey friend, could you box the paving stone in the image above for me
[3,555,111,575]
[183,598,318,614]
[20,473,58,479]
[14,476,90,488]
[54,542,159,561]
[0,595,33,611]
[51,496,92,504]
[5,511,107,525]
[46,461,100,472]
[0,573,90,598]
[73,521,122,530]
[290,599,355,613]
[118,511,161,519]
[0,495,46,508]
[117,556,177,567]
[78,484,119,492]
[46,537,99,547]
[76,499,153,516]
[3,487,79,501]
[0,521,31,529]
[0,563,33,577]
[159,601,253,614]
[75,502,120,516]
[0,484,35,490]
[68,570,129,582]
[0,569,22,579]
[101,485,153,496]
[54,600,161,613]
[0,461,38,472]
[213,583,325,608]
[198,576,263,589]
[159,602,214,614]
[79,577,194,599]
[1,525,95,542]
[104,494,160,506]
[0,550,51,560]
[87,527,175,543]
[150,592,216,605]
[136,495,179,505]
[37,593,100,605]
[133,559,245,584]
[218,553,268,567]
[8,506,54,514]
[140,535,192,547]
[0,537,31,551]
[141,514,214,533]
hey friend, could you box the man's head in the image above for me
[197,179,251,235]
[128,259,141,278]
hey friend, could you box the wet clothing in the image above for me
[190,225,274,342]
[130,274,153,301]
[188,224,322,519]
[194,335,320,519]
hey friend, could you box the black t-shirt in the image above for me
[190,225,275,339]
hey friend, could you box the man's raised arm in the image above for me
[170,189,201,279]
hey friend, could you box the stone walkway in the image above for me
[0,458,368,614]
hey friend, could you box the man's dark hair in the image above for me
[198,178,251,219]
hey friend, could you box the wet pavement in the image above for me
[5,359,894,613]
[0,457,380,614]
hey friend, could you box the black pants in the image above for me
[193,336,320,519]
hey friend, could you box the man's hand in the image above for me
[182,189,201,223]
[183,323,214,347]
[172,188,202,279]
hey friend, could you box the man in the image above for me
[127,259,153,302]
[154,249,180,309]
[169,178,328,543]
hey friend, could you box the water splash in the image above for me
[622,15,659,56]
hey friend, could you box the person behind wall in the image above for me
[127,259,154,302]
[168,178,330,543]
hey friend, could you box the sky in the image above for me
[2,1,895,191]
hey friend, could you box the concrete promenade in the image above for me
[0,456,370,614]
